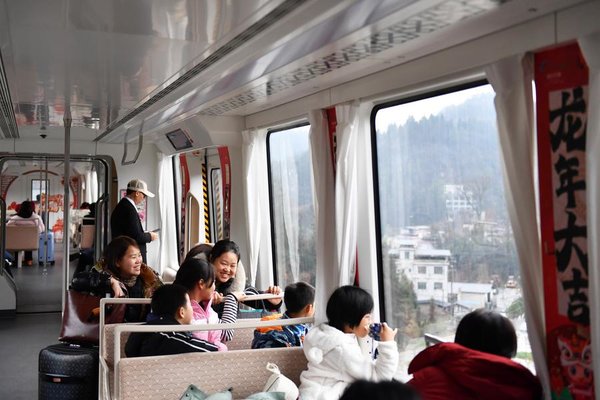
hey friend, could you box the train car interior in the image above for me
[0,0,599,398]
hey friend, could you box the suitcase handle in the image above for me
[40,373,89,384]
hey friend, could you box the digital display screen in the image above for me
[166,129,193,150]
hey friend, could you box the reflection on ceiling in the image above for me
[0,0,589,142]
[0,0,284,137]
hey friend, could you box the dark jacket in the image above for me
[125,316,219,357]
[251,313,308,349]
[88,262,162,322]
[408,342,542,400]
[110,197,152,262]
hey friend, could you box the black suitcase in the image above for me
[38,343,98,400]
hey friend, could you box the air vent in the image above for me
[0,49,18,139]
[199,0,509,116]
[96,0,308,142]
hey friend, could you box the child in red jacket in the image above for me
[408,309,542,400]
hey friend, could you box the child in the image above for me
[125,284,219,357]
[299,285,399,400]
[251,281,315,349]
[408,309,542,400]
[173,256,239,351]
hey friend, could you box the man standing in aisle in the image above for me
[111,179,158,264]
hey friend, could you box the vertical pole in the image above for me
[42,158,49,274]
[61,110,72,313]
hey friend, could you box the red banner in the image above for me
[179,153,190,258]
[535,43,593,400]
[326,107,337,172]
[218,146,231,239]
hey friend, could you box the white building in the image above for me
[392,237,451,303]
[444,184,475,216]
[452,282,496,311]
[389,232,497,312]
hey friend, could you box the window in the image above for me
[373,82,531,378]
[267,124,316,287]
[31,179,49,201]
[210,168,222,241]
[418,266,426,274]
[404,251,411,259]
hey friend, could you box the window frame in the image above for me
[31,178,49,201]
[266,121,311,286]
[369,78,489,320]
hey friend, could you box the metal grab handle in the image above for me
[121,122,144,166]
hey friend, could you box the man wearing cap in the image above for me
[111,179,158,264]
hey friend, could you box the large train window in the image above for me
[371,82,533,377]
[267,123,316,287]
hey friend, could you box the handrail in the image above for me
[238,293,283,301]
[99,294,284,352]
[99,298,148,400]
[99,356,111,400]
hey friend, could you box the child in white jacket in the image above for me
[299,286,399,400]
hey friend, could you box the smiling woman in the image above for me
[92,235,163,322]
[196,239,284,320]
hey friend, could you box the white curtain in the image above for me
[274,139,300,282]
[579,33,600,400]
[157,152,179,272]
[334,102,359,286]
[84,171,92,204]
[485,54,550,397]
[90,170,98,202]
[309,110,336,324]
[242,129,273,287]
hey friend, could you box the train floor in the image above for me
[0,312,62,399]
[0,245,80,399]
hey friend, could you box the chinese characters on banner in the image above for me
[535,43,593,400]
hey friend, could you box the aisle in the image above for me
[10,244,79,313]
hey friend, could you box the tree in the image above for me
[463,175,491,218]
[506,297,525,319]
[391,269,420,349]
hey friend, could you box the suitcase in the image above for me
[39,231,55,265]
[38,343,98,400]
